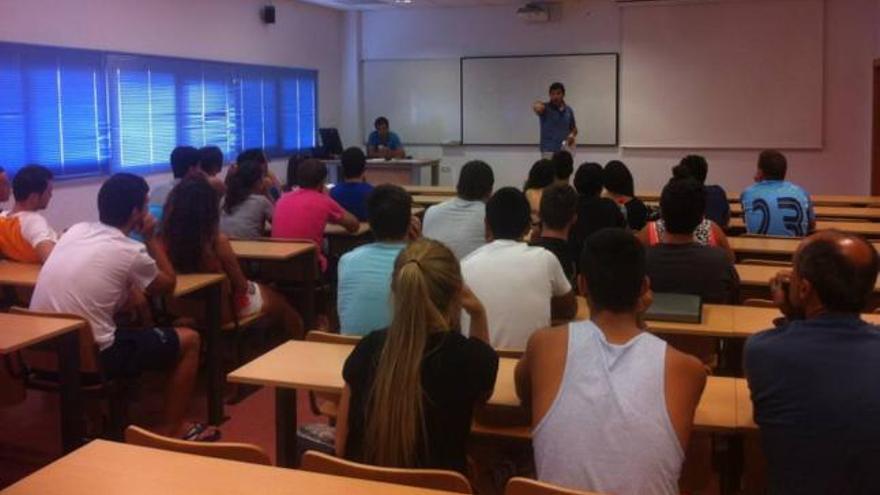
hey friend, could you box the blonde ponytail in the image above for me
[363,239,461,467]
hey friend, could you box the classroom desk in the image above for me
[403,185,456,196]
[228,340,752,467]
[411,194,453,207]
[0,439,469,495]
[728,236,802,260]
[0,262,229,426]
[728,218,880,237]
[230,239,318,330]
[637,192,880,207]
[728,203,880,220]
[0,313,85,453]
[325,158,441,186]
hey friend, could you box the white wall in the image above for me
[0,0,344,229]
[359,0,877,196]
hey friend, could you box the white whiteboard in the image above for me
[362,59,460,145]
[621,0,824,149]
[461,54,618,146]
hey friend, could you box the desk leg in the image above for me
[302,251,317,331]
[714,433,744,495]
[206,284,224,425]
[275,387,298,467]
[56,330,83,452]
[431,163,439,186]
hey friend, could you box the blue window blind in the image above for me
[0,44,108,178]
[0,41,318,179]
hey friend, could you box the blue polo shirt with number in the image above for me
[741,180,814,237]
[539,103,576,153]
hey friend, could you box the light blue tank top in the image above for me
[532,320,683,495]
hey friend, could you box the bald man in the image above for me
[745,231,880,494]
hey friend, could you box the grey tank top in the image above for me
[532,320,684,495]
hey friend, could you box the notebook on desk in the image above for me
[645,293,702,324]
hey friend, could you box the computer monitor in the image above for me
[319,128,344,156]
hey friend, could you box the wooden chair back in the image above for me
[496,348,524,359]
[9,307,100,373]
[300,450,472,494]
[125,425,271,466]
[305,330,361,345]
[505,477,603,495]
[743,298,777,308]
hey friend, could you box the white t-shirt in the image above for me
[30,222,159,350]
[0,210,58,248]
[422,197,486,259]
[461,240,571,349]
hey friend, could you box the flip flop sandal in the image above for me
[180,423,222,442]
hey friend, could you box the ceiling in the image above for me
[297,0,525,11]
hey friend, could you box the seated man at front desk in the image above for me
[367,116,406,159]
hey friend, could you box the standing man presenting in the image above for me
[367,116,406,159]
[533,82,578,158]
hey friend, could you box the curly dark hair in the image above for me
[162,177,220,274]
[224,158,265,215]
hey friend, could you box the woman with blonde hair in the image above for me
[335,238,498,472]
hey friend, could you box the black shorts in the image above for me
[99,328,180,379]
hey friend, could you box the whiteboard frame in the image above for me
[459,53,620,147]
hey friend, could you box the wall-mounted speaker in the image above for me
[261,5,276,24]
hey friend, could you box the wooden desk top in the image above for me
[728,236,802,256]
[0,313,84,354]
[638,192,880,207]
[230,239,315,261]
[728,218,880,236]
[1,440,464,495]
[0,260,40,287]
[412,195,452,206]
[325,222,372,237]
[174,273,227,298]
[229,341,750,431]
[736,263,880,292]
[229,340,354,393]
[0,261,227,299]
[575,297,783,338]
[728,203,880,220]
[403,185,456,196]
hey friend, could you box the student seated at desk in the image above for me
[461,187,576,349]
[746,231,880,494]
[330,147,374,221]
[199,145,227,197]
[741,149,815,237]
[236,148,282,203]
[336,239,498,472]
[603,160,649,231]
[516,228,706,495]
[150,146,203,218]
[163,178,303,339]
[673,154,730,228]
[0,165,58,263]
[523,159,555,232]
[422,160,494,259]
[272,159,359,272]
[551,150,574,185]
[640,178,739,364]
[338,185,416,336]
[30,174,213,440]
[530,184,577,283]
[639,178,735,263]
[569,162,626,263]
[367,116,405,159]
[220,158,273,239]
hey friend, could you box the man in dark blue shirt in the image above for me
[330,147,374,221]
[745,230,880,495]
[533,82,577,158]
